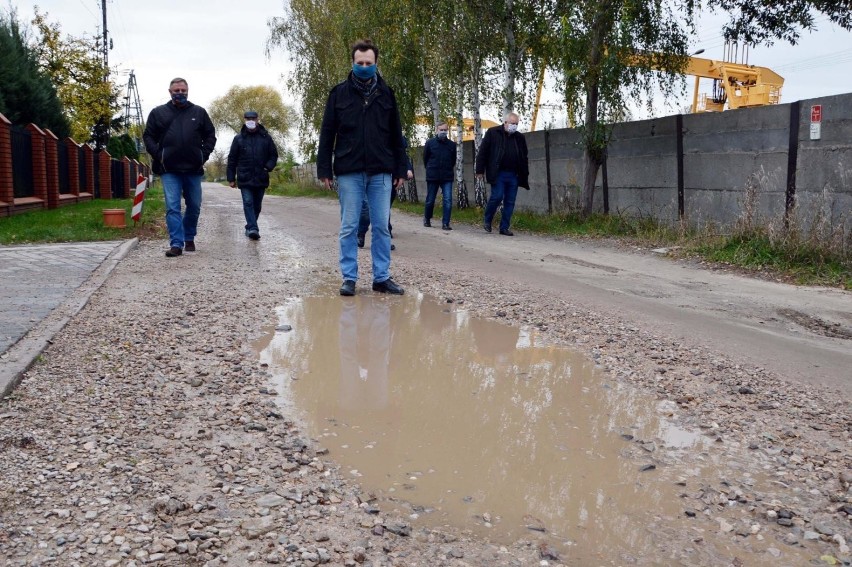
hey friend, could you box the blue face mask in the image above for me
[171,92,188,105]
[352,64,377,80]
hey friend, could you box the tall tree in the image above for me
[715,0,851,45]
[29,9,117,144]
[267,0,357,159]
[554,0,692,215]
[208,85,295,147]
[0,8,68,136]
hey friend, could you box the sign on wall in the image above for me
[810,105,822,140]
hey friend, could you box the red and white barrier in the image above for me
[131,174,146,223]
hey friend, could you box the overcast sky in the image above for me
[8,0,852,143]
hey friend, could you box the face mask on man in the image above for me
[352,63,377,80]
[171,93,188,105]
[245,120,257,129]
[505,123,518,134]
[437,131,448,139]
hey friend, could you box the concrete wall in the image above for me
[794,94,852,237]
[297,92,852,235]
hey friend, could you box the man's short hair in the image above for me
[436,121,448,129]
[244,110,259,119]
[169,77,187,88]
[350,39,379,62]
[504,111,519,122]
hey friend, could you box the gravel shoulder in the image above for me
[0,184,849,566]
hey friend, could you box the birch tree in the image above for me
[554,0,692,216]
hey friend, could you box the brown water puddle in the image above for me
[257,293,812,565]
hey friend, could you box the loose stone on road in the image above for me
[0,183,849,566]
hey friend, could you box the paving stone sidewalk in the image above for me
[0,242,122,353]
[0,240,135,397]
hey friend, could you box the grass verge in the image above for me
[0,186,166,245]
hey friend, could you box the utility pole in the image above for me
[102,0,108,69]
[96,0,110,150]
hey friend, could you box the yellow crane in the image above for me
[530,45,785,129]
[673,53,784,112]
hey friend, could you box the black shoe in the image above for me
[165,246,182,257]
[391,244,396,251]
[248,231,260,241]
[499,229,514,236]
[424,219,431,227]
[372,278,404,295]
[483,222,492,233]
[357,235,365,248]
[340,280,356,296]
[184,241,196,252]
[442,224,452,231]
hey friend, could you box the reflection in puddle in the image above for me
[258,294,792,564]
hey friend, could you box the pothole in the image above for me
[778,308,852,339]
[257,290,817,565]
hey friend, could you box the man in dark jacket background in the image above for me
[475,112,529,236]
[143,77,216,257]
[226,110,279,241]
[422,121,457,230]
[317,39,407,297]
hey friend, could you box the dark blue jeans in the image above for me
[161,173,202,248]
[240,187,266,233]
[484,171,519,232]
[424,181,453,227]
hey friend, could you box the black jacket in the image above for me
[422,135,457,182]
[475,124,529,189]
[143,101,216,175]
[316,73,407,180]
[226,124,279,189]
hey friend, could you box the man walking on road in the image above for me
[475,112,529,236]
[144,78,217,257]
[422,122,457,230]
[317,39,408,297]
[227,110,279,241]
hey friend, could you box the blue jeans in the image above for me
[161,173,202,248]
[424,181,453,226]
[484,171,519,232]
[338,172,392,283]
[240,187,266,233]
[358,187,396,237]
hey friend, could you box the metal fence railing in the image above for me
[93,151,100,195]
[77,146,87,191]
[10,126,33,198]
[57,141,70,195]
[110,159,124,198]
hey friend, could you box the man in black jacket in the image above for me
[226,110,279,241]
[317,39,407,297]
[422,122,457,230]
[143,78,216,257]
[475,112,529,236]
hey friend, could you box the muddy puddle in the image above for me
[256,292,811,565]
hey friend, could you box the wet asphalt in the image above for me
[0,240,137,398]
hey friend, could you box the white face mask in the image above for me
[505,123,518,134]
[245,120,257,129]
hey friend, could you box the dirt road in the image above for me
[1,183,849,566]
[282,189,851,394]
